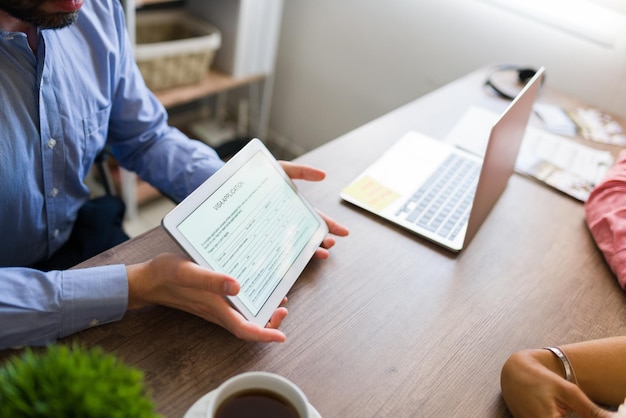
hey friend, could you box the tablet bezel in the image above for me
[161,138,328,327]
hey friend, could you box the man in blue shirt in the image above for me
[0,0,348,349]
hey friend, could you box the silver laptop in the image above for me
[340,67,545,252]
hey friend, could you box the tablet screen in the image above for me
[175,150,322,316]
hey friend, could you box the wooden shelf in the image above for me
[152,70,265,109]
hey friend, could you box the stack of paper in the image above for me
[444,106,614,202]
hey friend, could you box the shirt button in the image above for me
[48,138,57,149]
[88,319,100,327]
[53,229,60,237]
[50,187,59,197]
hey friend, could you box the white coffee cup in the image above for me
[205,371,310,418]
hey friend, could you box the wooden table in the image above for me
[5,67,626,417]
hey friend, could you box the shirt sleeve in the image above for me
[105,1,224,203]
[584,150,626,290]
[0,264,127,349]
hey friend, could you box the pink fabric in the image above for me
[585,150,626,290]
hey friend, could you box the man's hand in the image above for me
[279,160,349,259]
[126,253,288,343]
[124,161,348,343]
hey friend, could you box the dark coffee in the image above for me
[214,389,301,418]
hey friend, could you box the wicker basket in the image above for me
[135,10,221,90]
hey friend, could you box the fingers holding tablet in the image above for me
[126,253,240,309]
[312,211,350,259]
[217,303,288,343]
[279,160,326,182]
[127,253,290,343]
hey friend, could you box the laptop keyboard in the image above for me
[395,153,481,241]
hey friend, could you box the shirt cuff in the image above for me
[60,264,128,338]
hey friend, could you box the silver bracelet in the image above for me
[544,346,578,384]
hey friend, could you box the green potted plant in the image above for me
[0,343,161,417]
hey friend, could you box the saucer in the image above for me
[183,388,322,418]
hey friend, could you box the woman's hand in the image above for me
[501,349,613,418]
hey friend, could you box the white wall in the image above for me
[269,0,626,152]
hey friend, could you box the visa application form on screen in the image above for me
[176,151,320,315]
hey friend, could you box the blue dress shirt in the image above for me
[0,0,224,348]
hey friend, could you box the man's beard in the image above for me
[0,1,78,29]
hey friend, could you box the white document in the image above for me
[445,106,614,202]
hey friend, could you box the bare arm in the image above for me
[562,336,626,406]
[501,337,626,418]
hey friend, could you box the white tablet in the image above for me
[162,138,328,327]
